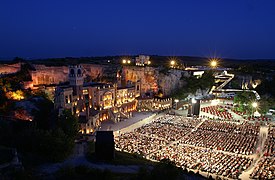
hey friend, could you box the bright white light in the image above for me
[127,60,131,64]
[174,99,179,103]
[210,61,217,67]
[211,99,219,106]
[122,59,126,64]
[170,60,175,66]
[252,102,258,108]
[191,98,197,104]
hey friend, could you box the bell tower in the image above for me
[69,65,84,96]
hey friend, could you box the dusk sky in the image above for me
[1,0,275,59]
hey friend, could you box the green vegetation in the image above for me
[171,70,215,99]
[256,75,275,109]
[233,92,256,114]
[258,98,275,114]
[0,109,79,163]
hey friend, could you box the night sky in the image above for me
[1,0,275,59]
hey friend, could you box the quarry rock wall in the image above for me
[123,66,159,94]
[123,66,185,96]
[0,63,21,75]
[1,62,186,96]
[158,69,184,95]
[31,64,105,85]
[31,65,69,85]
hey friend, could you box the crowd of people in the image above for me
[135,122,191,142]
[232,109,271,122]
[198,120,260,135]
[114,113,275,179]
[114,131,169,156]
[250,157,275,179]
[179,120,260,155]
[115,115,201,156]
[264,126,275,157]
[249,126,275,179]
[180,130,257,155]
[201,106,233,120]
[152,114,202,128]
[246,116,272,122]
[149,144,253,179]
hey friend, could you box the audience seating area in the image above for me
[114,115,264,179]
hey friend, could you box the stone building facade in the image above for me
[54,65,141,134]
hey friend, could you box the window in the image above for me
[65,96,69,103]
[77,69,81,75]
[70,69,75,75]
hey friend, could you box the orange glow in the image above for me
[6,90,24,100]
[209,58,220,68]
[170,60,175,66]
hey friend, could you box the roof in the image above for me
[83,82,113,88]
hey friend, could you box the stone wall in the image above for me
[158,69,184,95]
[31,64,106,86]
[123,66,159,94]
[123,66,186,96]
[0,63,21,75]
[82,64,105,79]
[31,65,69,85]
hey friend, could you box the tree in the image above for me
[234,92,256,113]
[57,109,79,139]
[33,97,54,129]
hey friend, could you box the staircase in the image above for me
[108,109,118,122]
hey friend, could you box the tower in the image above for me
[135,80,141,97]
[69,65,84,96]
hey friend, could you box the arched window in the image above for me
[77,69,81,75]
[70,69,75,75]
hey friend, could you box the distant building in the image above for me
[135,55,151,66]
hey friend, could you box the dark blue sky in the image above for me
[1,0,275,59]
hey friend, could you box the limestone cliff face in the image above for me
[0,63,21,74]
[31,64,106,85]
[123,66,185,96]
[29,63,186,96]
[82,64,105,79]
[31,65,69,85]
[158,69,184,95]
[123,66,159,94]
